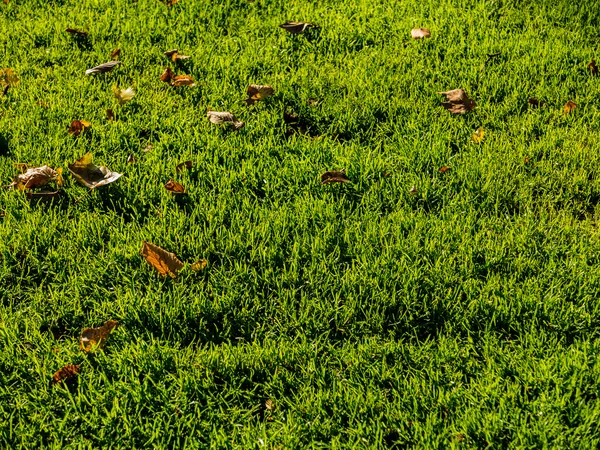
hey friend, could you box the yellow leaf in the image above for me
[113,86,135,105]
[472,127,484,143]
[80,320,119,352]
[141,241,184,278]
[191,259,208,272]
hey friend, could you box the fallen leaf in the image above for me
[10,165,59,190]
[472,127,484,143]
[127,153,135,164]
[141,241,184,278]
[191,259,208,272]
[113,86,135,104]
[50,364,80,387]
[589,59,598,76]
[160,67,174,83]
[321,170,350,184]
[67,119,91,137]
[525,156,530,164]
[106,109,114,120]
[245,84,274,105]
[280,21,316,34]
[85,61,121,75]
[439,89,476,114]
[66,28,88,35]
[439,166,450,173]
[0,68,19,89]
[411,28,430,39]
[142,144,153,152]
[265,399,274,411]
[409,185,418,194]
[80,320,119,352]
[564,100,577,114]
[207,111,245,130]
[170,75,195,86]
[110,48,121,59]
[165,179,185,194]
[68,152,123,189]
[176,161,193,172]
[164,49,190,62]
[528,97,539,108]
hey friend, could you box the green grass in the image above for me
[3,0,600,447]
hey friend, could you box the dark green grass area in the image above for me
[3,0,600,447]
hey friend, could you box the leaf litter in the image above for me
[68,153,122,189]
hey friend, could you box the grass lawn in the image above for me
[3,0,600,447]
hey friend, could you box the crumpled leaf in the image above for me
[68,152,123,189]
[439,166,450,173]
[85,61,121,75]
[113,86,135,105]
[207,111,245,130]
[164,179,185,194]
[245,84,274,105]
[564,100,576,114]
[68,119,91,137]
[472,127,484,143]
[160,67,174,83]
[164,49,190,62]
[279,21,316,34]
[141,241,184,278]
[159,67,195,86]
[439,89,476,114]
[50,364,80,387]
[411,28,430,39]
[9,165,59,190]
[0,68,19,90]
[191,259,208,272]
[80,320,119,352]
[321,170,350,184]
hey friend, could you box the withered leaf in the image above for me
[66,28,88,35]
[280,21,316,34]
[191,259,208,272]
[68,119,91,137]
[160,67,174,83]
[142,144,153,153]
[409,185,418,195]
[85,61,121,75]
[160,0,179,5]
[10,165,59,190]
[113,86,135,104]
[68,152,123,189]
[245,84,274,105]
[80,320,119,352]
[127,153,135,164]
[439,166,450,173]
[564,100,577,114]
[106,109,114,120]
[439,89,476,114]
[411,28,431,39]
[207,111,245,130]
[165,179,186,194]
[321,170,350,184]
[164,49,190,62]
[141,241,184,278]
[265,399,274,411]
[50,364,80,387]
[176,161,193,172]
[170,75,195,86]
[589,59,598,76]
[472,127,484,143]
[110,48,121,59]
[0,68,19,88]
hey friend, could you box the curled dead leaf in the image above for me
[170,75,195,86]
[280,21,316,34]
[207,111,245,130]
[165,179,186,194]
[160,67,174,83]
[113,86,135,105]
[80,320,119,352]
[127,153,135,164]
[321,170,350,184]
[10,165,59,190]
[68,152,123,189]
[564,100,577,114]
[438,89,476,114]
[0,68,19,89]
[50,364,80,387]
[176,161,193,172]
[68,119,91,137]
[141,241,184,278]
[245,84,274,105]
[85,61,121,75]
[164,49,190,62]
[411,28,430,39]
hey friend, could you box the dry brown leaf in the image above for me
[160,0,179,5]
[66,28,88,35]
[439,166,450,173]
[439,89,476,114]
[191,259,208,272]
[528,97,539,108]
[106,109,115,121]
[142,144,153,153]
[411,28,430,39]
[68,152,123,189]
[80,320,119,352]
[280,21,316,34]
[207,111,245,130]
[165,179,186,194]
[589,59,598,76]
[0,68,19,91]
[127,153,135,164]
[170,75,195,86]
[113,86,135,104]
[50,364,80,387]
[245,84,274,105]
[141,241,184,278]
[160,67,174,83]
[321,170,350,184]
[265,399,274,411]
[564,100,577,114]
[85,61,121,75]
[176,161,193,172]
[9,165,59,190]
[164,49,190,62]
[110,48,121,59]
[2,84,8,96]
[409,185,418,195]
[67,119,91,137]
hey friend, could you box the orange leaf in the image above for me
[141,241,184,278]
[110,48,121,59]
[439,166,450,173]
[191,259,208,272]
[564,100,576,114]
[170,75,195,86]
[160,67,174,83]
[245,84,274,105]
[411,28,431,39]
[50,364,80,387]
[67,119,91,137]
[165,179,186,194]
[80,320,119,352]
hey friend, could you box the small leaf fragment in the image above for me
[321,170,350,184]
[170,75,195,86]
[589,59,598,76]
[279,21,316,34]
[176,161,193,172]
[113,86,135,105]
[265,399,274,411]
[80,320,119,352]
[0,68,19,90]
[411,28,430,39]
[67,119,91,137]
[439,89,476,114]
[472,127,484,143]
[85,61,121,75]
[160,67,174,83]
[127,153,135,164]
[245,84,274,105]
[564,100,577,114]
[68,152,123,189]
[110,48,121,59]
[141,241,184,278]
[191,259,208,272]
[165,179,186,194]
[142,144,153,153]
[50,364,80,387]
[66,28,88,35]
[409,185,418,195]
[164,49,190,62]
[439,166,450,173]
[207,111,245,130]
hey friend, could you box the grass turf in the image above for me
[2,0,600,447]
